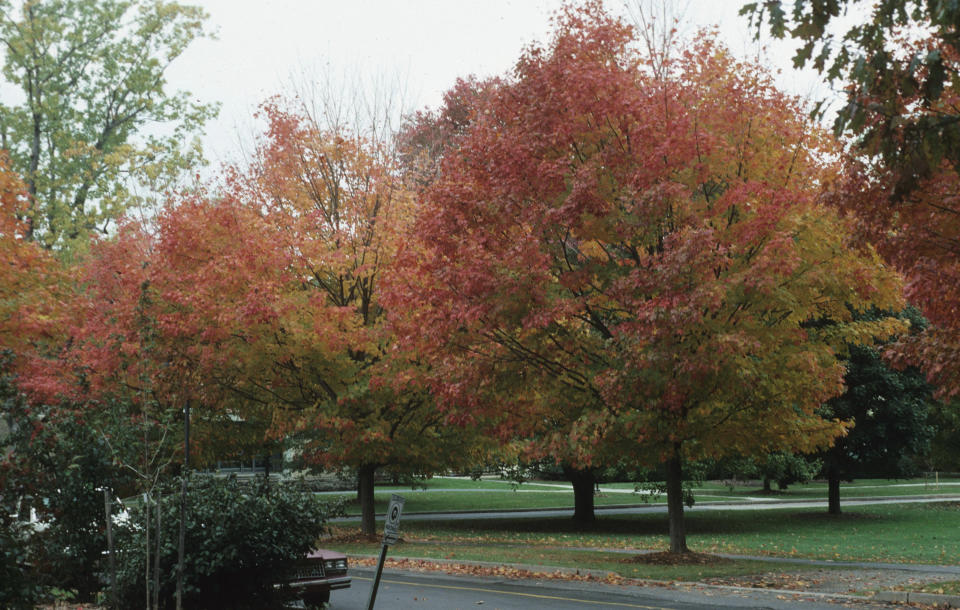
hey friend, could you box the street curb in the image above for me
[875,590,960,606]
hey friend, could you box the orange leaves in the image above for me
[385,3,905,480]
[0,155,67,395]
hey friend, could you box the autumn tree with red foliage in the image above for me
[830,94,960,400]
[0,154,60,356]
[397,76,501,189]
[16,94,485,537]
[386,4,903,553]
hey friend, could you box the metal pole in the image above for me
[366,543,389,610]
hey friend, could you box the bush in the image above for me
[112,474,343,609]
[1,351,126,604]
[0,512,41,609]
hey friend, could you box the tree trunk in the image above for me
[827,464,841,515]
[562,465,595,524]
[665,447,688,554]
[358,464,377,537]
[176,402,190,610]
[762,477,772,492]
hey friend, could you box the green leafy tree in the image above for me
[928,400,960,472]
[819,308,935,514]
[0,0,218,253]
[0,353,42,610]
[742,0,960,196]
[0,353,136,603]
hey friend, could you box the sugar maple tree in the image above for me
[397,76,501,189]
[386,4,903,553]
[18,97,482,536]
[114,101,481,535]
[232,101,486,534]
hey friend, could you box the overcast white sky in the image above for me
[164,0,832,170]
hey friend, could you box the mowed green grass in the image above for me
[333,503,960,579]
[329,475,960,516]
[330,483,960,576]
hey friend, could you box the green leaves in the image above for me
[0,0,217,254]
[112,475,343,608]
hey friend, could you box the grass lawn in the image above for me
[339,539,799,581]
[913,580,960,595]
[330,501,960,578]
[327,475,960,516]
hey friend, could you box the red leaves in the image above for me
[385,4,903,474]
[831,155,960,397]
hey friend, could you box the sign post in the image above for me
[366,494,405,610]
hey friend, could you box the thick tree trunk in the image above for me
[762,477,772,492]
[562,465,595,524]
[665,448,689,554]
[827,465,842,515]
[358,464,377,536]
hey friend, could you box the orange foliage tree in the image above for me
[386,4,903,552]
[0,153,60,356]
[228,101,487,534]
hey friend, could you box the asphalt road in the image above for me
[325,567,880,609]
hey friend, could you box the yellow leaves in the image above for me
[577,238,608,261]
[816,317,909,352]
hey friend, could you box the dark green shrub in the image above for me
[0,512,41,609]
[1,351,126,604]
[112,475,343,609]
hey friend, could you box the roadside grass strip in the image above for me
[332,502,960,566]
[338,540,813,582]
[912,580,960,595]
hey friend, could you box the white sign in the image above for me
[383,494,405,545]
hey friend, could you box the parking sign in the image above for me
[383,494,404,545]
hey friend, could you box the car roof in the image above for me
[306,548,347,560]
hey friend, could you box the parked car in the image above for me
[285,548,351,607]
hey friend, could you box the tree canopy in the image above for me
[743,0,960,196]
[0,0,217,253]
[745,1,960,400]
[386,2,904,553]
